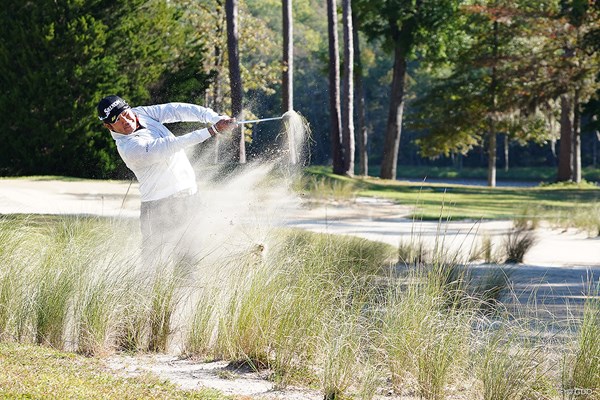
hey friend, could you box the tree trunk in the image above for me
[379,20,408,180]
[342,0,354,176]
[327,0,344,174]
[593,129,599,168]
[282,0,295,164]
[211,3,225,163]
[282,0,293,113]
[487,126,497,188]
[503,134,509,172]
[557,94,573,182]
[352,9,367,176]
[572,89,581,183]
[379,6,418,182]
[212,35,223,163]
[487,19,498,188]
[226,0,245,163]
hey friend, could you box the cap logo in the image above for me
[101,99,124,120]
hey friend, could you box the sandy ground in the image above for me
[1,178,599,398]
[1,178,598,267]
[0,178,140,217]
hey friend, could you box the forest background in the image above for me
[1,0,599,184]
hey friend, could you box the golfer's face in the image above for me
[109,109,137,135]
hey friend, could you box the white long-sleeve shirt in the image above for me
[110,103,223,202]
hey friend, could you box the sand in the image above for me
[1,178,598,267]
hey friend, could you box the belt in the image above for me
[171,188,196,198]
[142,189,196,206]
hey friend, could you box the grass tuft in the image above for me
[564,282,600,398]
[503,228,537,264]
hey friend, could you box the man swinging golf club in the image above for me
[97,95,236,265]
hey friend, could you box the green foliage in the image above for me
[354,0,461,58]
[0,0,209,178]
[410,0,567,159]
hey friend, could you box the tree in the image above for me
[411,1,571,186]
[353,9,368,176]
[553,0,600,182]
[282,0,297,164]
[226,0,246,163]
[0,0,189,178]
[558,94,574,180]
[327,0,345,174]
[202,0,282,162]
[282,0,294,113]
[342,0,355,176]
[354,0,461,180]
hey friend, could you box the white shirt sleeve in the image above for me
[120,129,212,166]
[135,103,225,125]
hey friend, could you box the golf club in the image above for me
[236,116,284,124]
[236,111,296,125]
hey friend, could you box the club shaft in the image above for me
[237,116,283,124]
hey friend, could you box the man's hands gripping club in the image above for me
[209,118,237,137]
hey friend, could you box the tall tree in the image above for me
[487,19,499,187]
[282,0,296,164]
[378,11,411,181]
[327,0,345,174]
[553,0,600,182]
[282,0,293,113]
[170,0,227,162]
[558,94,574,180]
[354,0,460,180]
[411,1,569,185]
[353,9,368,176]
[226,0,245,163]
[342,0,355,176]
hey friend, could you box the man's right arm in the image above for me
[120,129,212,166]
[135,103,225,125]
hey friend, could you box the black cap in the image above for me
[97,95,131,124]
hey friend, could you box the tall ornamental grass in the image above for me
[0,217,42,340]
[381,265,474,399]
[563,283,600,399]
[186,230,396,391]
[477,321,557,400]
[0,215,598,399]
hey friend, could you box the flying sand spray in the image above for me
[185,109,310,261]
[113,108,311,351]
[236,110,304,165]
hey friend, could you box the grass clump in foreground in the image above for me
[1,215,598,399]
[563,283,600,397]
[0,342,229,399]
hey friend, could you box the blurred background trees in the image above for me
[0,0,598,182]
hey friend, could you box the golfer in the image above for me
[97,95,236,264]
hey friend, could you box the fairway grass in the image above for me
[303,166,600,223]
